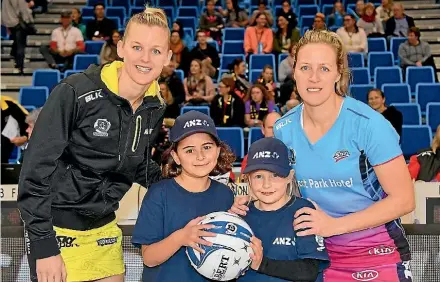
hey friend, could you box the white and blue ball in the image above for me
[186,211,254,281]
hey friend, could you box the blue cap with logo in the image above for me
[243,137,291,177]
[169,110,220,143]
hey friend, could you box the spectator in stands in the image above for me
[328,1,345,29]
[172,20,194,50]
[408,125,440,182]
[278,43,295,83]
[219,0,249,28]
[199,0,224,44]
[273,15,300,55]
[100,29,122,65]
[337,14,368,54]
[71,8,87,39]
[159,81,180,121]
[1,96,28,163]
[313,13,327,31]
[169,29,191,75]
[39,11,85,71]
[244,12,273,55]
[276,0,298,30]
[367,88,403,138]
[279,71,299,109]
[353,0,365,19]
[222,58,251,100]
[385,2,415,38]
[398,27,438,81]
[376,0,393,27]
[257,65,279,102]
[357,3,384,37]
[20,107,43,162]
[280,91,302,115]
[210,77,245,127]
[244,84,275,127]
[86,2,115,41]
[159,64,186,106]
[190,29,220,78]
[1,0,34,74]
[249,0,274,26]
[184,59,216,105]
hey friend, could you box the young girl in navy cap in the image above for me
[132,111,236,282]
[237,137,330,282]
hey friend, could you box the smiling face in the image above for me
[368,90,385,111]
[249,170,291,210]
[171,133,221,178]
[256,13,267,28]
[278,16,288,29]
[117,23,171,87]
[293,43,341,107]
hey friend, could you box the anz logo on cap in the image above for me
[252,151,280,160]
[183,119,210,128]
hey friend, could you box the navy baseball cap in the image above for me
[169,110,220,143]
[243,137,291,177]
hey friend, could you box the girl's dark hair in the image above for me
[161,140,236,178]
[276,15,293,39]
[253,12,267,26]
[107,29,120,45]
[367,88,385,99]
[228,58,244,71]
[72,8,83,23]
[344,14,359,33]
[171,29,183,39]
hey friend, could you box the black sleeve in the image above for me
[232,98,246,127]
[209,97,222,125]
[17,83,78,260]
[8,102,28,136]
[211,47,220,69]
[86,21,94,40]
[169,74,186,105]
[257,257,320,282]
[135,110,165,188]
[408,16,415,28]
[385,18,394,37]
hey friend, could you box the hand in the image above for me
[28,1,35,8]
[178,216,217,253]
[204,57,212,64]
[416,61,423,67]
[64,50,74,57]
[265,83,273,92]
[36,255,67,282]
[228,195,250,216]
[249,236,263,270]
[10,136,27,146]
[293,199,338,237]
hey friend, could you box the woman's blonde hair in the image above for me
[124,6,170,42]
[432,125,440,153]
[292,30,351,97]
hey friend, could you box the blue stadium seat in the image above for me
[19,87,49,108]
[129,6,144,16]
[390,37,406,64]
[348,52,364,68]
[23,105,36,113]
[87,0,107,6]
[392,103,421,125]
[8,146,21,164]
[32,70,60,92]
[81,16,94,26]
[217,127,244,159]
[184,27,194,41]
[248,127,264,149]
[249,54,275,71]
[106,7,126,24]
[108,16,121,29]
[223,28,245,41]
[85,40,104,55]
[381,83,411,104]
[426,102,440,133]
[415,83,440,113]
[298,5,319,17]
[64,70,82,77]
[368,52,394,76]
[175,69,184,82]
[374,67,402,90]
[222,41,244,54]
[349,84,373,104]
[406,67,435,93]
[367,38,386,52]
[278,53,288,67]
[156,0,177,6]
[217,69,230,81]
[401,125,432,158]
[221,54,245,70]
[296,0,317,6]
[176,17,196,33]
[351,68,370,85]
[73,54,99,70]
[1,25,9,40]
[208,40,219,52]
[321,4,333,16]
[177,6,198,18]
[111,0,131,12]
[81,7,95,18]
[250,70,261,83]
[181,0,200,7]
[299,15,314,28]
[320,0,335,6]
[181,106,210,116]
[162,6,175,20]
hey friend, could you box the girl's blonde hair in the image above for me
[292,30,351,97]
[124,6,170,42]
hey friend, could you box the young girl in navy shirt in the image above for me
[132,111,236,282]
[238,137,330,282]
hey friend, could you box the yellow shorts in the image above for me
[54,219,125,282]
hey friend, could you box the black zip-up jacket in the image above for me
[17,64,165,260]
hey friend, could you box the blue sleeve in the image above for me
[131,184,165,248]
[362,114,402,166]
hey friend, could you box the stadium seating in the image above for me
[223,28,245,41]
[392,103,422,126]
[175,69,184,82]
[217,127,245,159]
[368,52,394,77]
[348,52,364,68]
[32,70,60,92]
[222,41,244,55]
[221,54,246,71]
[351,68,370,85]
[73,55,99,70]
[248,127,264,149]
[390,37,407,64]
[368,38,387,52]
[19,87,49,108]
[381,84,411,104]
[415,83,440,113]
[85,41,105,55]
[180,106,210,116]
[349,84,373,104]
[426,103,440,133]
[406,67,435,93]
[374,67,402,90]
[401,125,432,158]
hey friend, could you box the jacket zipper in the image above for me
[144,111,153,186]
[117,106,123,161]
[131,115,142,152]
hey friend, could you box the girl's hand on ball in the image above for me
[249,236,263,270]
[228,196,250,216]
[180,216,217,253]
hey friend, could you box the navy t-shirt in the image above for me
[132,178,235,282]
[239,197,330,282]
